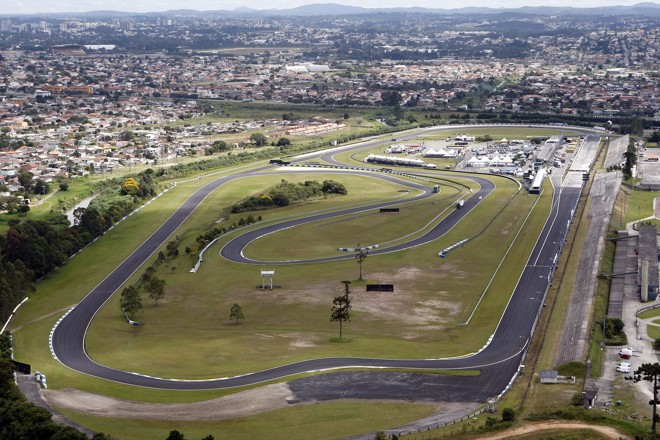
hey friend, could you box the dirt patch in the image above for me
[280,332,320,349]
[45,383,295,421]
[223,265,466,332]
[500,219,516,236]
[475,421,630,439]
[157,289,183,305]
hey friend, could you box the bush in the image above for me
[605,317,627,345]
[502,407,516,422]
[322,180,348,195]
[231,179,347,213]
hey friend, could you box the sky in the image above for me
[3,0,656,15]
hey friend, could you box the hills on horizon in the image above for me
[3,2,660,18]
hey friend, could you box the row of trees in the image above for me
[622,138,638,180]
[0,169,162,323]
[120,267,167,319]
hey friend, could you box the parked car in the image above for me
[619,348,633,359]
[616,362,631,373]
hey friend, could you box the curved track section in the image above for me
[50,126,583,398]
[220,171,493,264]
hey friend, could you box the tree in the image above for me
[121,177,140,195]
[119,130,135,141]
[501,407,515,422]
[165,430,186,440]
[146,276,166,306]
[17,168,34,189]
[120,285,142,318]
[72,207,86,226]
[230,303,245,324]
[356,247,368,280]
[276,137,291,147]
[33,179,50,195]
[629,363,660,435]
[210,140,230,153]
[78,206,106,238]
[628,116,645,137]
[623,139,638,180]
[381,90,402,107]
[605,317,625,339]
[321,180,347,195]
[330,281,352,339]
[250,132,268,147]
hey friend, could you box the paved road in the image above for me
[220,170,494,264]
[48,126,587,401]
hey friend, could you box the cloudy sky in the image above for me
[3,0,655,14]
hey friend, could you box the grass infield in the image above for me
[78,169,548,380]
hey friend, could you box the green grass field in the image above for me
[639,309,660,320]
[57,402,436,440]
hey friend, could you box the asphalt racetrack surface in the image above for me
[49,126,584,407]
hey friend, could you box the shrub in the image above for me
[502,407,516,422]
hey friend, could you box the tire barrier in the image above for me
[438,238,470,258]
[338,244,380,252]
[366,284,394,292]
[190,235,223,273]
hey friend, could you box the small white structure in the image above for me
[261,270,275,290]
[423,148,457,158]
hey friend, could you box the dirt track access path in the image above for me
[45,383,296,420]
[476,421,629,439]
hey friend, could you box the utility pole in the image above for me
[355,244,368,281]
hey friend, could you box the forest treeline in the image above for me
[0,169,158,323]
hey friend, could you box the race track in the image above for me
[49,125,584,403]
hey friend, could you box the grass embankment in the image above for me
[623,187,658,225]
[58,402,436,440]
[647,326,660,339]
